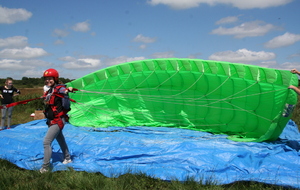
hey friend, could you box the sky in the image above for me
[0,0,299,80]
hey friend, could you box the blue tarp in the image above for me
[0,119,300,188]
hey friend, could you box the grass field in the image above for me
[0,88,298,189]
[10,88,45,125]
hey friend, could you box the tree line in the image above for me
[0,77,73,88]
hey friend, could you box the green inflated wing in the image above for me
[67,58,298,142]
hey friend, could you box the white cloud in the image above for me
[22,69,46,78]
[264,32,300,49]
[62,57,101,69]
[139,44,147,49]
[188,52,202,59]
[0,59,53,78]
[0,59,24,70]
[211,21,278,38]
[22,59,52,67]
[0,36,28,48]
[0,59,50,70]
[147,0,293,10]
[53,29,69,37]
[209,48,276,63]
[133,34,157,43]
[148,0,203,9]
[59,56,76,62]
[0,46,48,59]
[105,56,146,66]
[224,0,293,9]
[216,16,239,25]
[151,51,175,58]
[272,61,300,71]
[259,60,278,68]
[288,53,300,59]
[54,39,65,45]
[72,21,90,32]
[0,6,32,24]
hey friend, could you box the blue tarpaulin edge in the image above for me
[0,119,300,188]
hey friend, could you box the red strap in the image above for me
[1,88,78,109]
[53,93,76,103]
[71,88,79,92]
[1,97,41,109]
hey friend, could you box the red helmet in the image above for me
[43,68,59,82]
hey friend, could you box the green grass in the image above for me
[0,89,298,189]
[0,159,288,190]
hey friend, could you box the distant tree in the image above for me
[21,77,29,85]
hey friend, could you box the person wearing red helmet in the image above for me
[40,68,73,173]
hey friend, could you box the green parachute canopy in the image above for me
[67,58,298,142]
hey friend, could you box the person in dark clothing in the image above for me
[0,78,20,130]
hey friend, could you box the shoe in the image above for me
[39,167,49,173]
[62,159,72,164]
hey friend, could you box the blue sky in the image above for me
[0,0,299,80]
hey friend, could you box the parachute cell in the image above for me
[67,58,298,142]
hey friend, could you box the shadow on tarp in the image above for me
[0,119,300,189]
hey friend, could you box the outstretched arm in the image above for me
[289,85,300,95]
[291,69,300,75]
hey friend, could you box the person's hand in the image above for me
[288,85,300,95]
[0,94,3,99]
[291,69,299,74]
[288,85,296,90]
[65,87,74,94]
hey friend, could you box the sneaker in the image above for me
[39,167,49,173]
[62,159,72,164]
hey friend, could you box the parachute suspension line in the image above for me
[154,67,183,89]
[71,102,186,125]
[70,100,266,127]
[69,102,94,122]
[70,78,285,125]
[70,102,130,126]
[115,71,133,92]
[76,89,107,94]
[72,85,285,107]
[192,76,232,102]
[128,68,158,91]
[99,71,110,92]
[216,88,286,102]
[199,81,259,107]
[73,83,285,104]
[73,92,237,112]
[172,72,205,97]
[69,90,282,127]
[223,101,273,122]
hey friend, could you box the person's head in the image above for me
[5,78,13,88]
[43,68,59,87]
